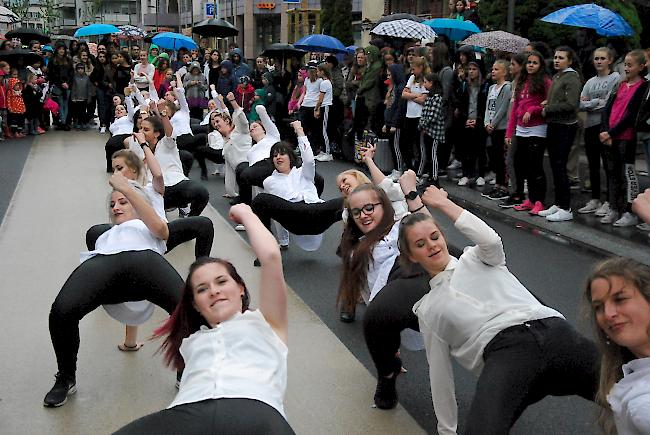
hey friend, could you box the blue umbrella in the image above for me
[152,32,198,50]
[346,45,358,54]
[294,34,347,54]
[540,4,633,37]
[74,24,120,38]
[422,18,480,41]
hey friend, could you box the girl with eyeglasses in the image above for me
[396,185,599,434]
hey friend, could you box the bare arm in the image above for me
[149,100,173,138]
[361,144,388,185]
[399,170,432,217]
[230,204,288,343]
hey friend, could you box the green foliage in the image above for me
[8,0,29,24]
[39,0,61,33]
[322,0,352,46]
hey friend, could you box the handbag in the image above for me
[374,138,395,174]
[43,97,59,115]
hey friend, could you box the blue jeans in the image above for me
[55,88,70,125]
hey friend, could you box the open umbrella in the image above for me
[192,18,238,38]
[294,34,347,54]
[346,45,358,54]
[51,35,77,42]
[0,6,19,24]
[152,32,198,50]
[374,13,424,26]
[75,24,120,38]
[0,48,43,66]
[423,18,480,41]
[5,27,51,44]
[461,30,529,53]
[371,19,437,40]
[144,32,159,43]
[540,4,633,37]
[117,25,146,39]
[261,43,305,59]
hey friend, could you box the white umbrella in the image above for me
[370,19,437,40]
[0,6,19,24]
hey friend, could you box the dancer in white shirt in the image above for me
[114,204,294,435]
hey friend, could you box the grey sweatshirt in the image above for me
[579,71,621,128]
[484,81,512,130]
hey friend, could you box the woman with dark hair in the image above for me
[430,42,455,176]
[205,49,222,89]
[114,51,133,95]
[91,49,113,134]
[48,43,73,130]
[105,84,136,172]
[585,257,650,435]
[114,204,294,435]
[396,185,599,434]
[538,46,583,222]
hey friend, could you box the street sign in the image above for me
[205,3,216,17]
[284,0,300,3]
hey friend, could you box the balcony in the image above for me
[102,13,132,24]
[143,13,179,27]
[60,18,77,28]
[58,0,76,7]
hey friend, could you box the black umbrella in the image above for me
[5,27,51,44]
[144,32,159,43]
[261,43,306,59]
[0,49,43,65]
[192,18,238,38]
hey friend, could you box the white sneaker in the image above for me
[314,152,333,162]
[600,210,619,224]
[613,212,638,227]
[447,159,462,170]
[546,208,573,222]
[636,222,650,231]
[235,224,245,231]
[489,179,496,185]
[538,205,560,217]
[475,177,485,186]
[179,206,190,218]
[594,201,611,217]
[388,169,402,182]
[457,176,469,186]
[484,171,496,183]
[99,126,106,134]
[578,199,602,214]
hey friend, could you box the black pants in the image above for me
[584,125,607,200]
[114,398,295,435]
[437,128,454,173]
[236,159,275,205]
[299,105,323,154]
[86,216,214,259]
[189,107,203,121]
[49,251,183,376]
[399,117,422,172]
[488,129,507,186]
[546,123,578,209]
[164,180,209,216]
[70,100,89,126]
[363,274,432,376]
[458,125,486,179]
[105,134,130,172]
[179,150,194,176]
[464,317,599,435]
[603,139,639,214]
[251,193,344,234]
[176,133,207,154]
[515,136,547,204]
[194,147,224,177]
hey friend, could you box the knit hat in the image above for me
[238,75,250,84]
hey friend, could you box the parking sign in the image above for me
[205,3,215,16]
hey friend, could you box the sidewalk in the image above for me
[439,158,650,266]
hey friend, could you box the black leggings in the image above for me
[458,125,487,179]
[86,216,214,259]
[194,147,224,177]
[164,180,209,216]
[488,129,507,186]
[584,125,608,200]
[113,398,295,435]
[251,193,344,234]
[363,274,431,376]
[603,139,639,214]
[399,117,422,171]
[105,134,130,172]
[236,159,276,205]
[547,123,578,209]
[49,250,183,376]
[514,136,547,204]
[464,317,599,435]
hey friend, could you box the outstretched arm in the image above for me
[229,204,288,343]
[256,105,280,139]
[399,170,431,216]
[362,144,388,185]
[291,121,315,183]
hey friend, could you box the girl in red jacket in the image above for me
[0,62,8,139]
[505,51,551,215]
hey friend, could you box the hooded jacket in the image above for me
[384,63,407,128]
[216,60,237,98]
[357,45,381,108]
[230,48,251,81]
[543,68,582,124]
[248,88,266,122]
[148,44,160,64]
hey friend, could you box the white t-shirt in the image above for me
[405,75,428,118]
[80,219,166,263]
[302,77,323,108]
[607,357,650,435]
[154,136,188,187]
[319,79,333,107]
[485,83,504,125]
[208,130,224,150]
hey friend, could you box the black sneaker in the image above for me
[43,373,76,407]
[481,188,499,199]
[499,195,523,208]
[374,358,402,410]
[488,188,510,201]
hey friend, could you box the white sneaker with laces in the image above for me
[99,126,106,134]
[235,224,246,231]
[613,212,638,227]
[457,176,469,186]
[578,199,602,214]
[447,159,461,170]
[537,205,560,217]
[179,206,190,218]
[475,177,485,186]
[484,172,496,183]
[637,222,650,231]
[600,210,619,224]
[546,208,573,222]
[594,201,611,217]
[314,152,333,162]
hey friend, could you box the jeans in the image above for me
[49,251,183,375]
[96,88,110,128]
[464,317,599,435]
[546,123,578,209]
[113,398,295,435]
[55,88,70,125]
[86,216,215,259]
[164,180,209,216]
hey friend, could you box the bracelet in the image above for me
[409,204,426,213]
[228,99,236,103]
[140,142,149,148]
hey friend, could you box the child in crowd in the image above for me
[262,72,276,119]
[418,73,446,187]
[0,61,8,140]
[248,89,266,122]
[70,63,92,130]
[234,75,255,114]
[6,77,26,137]
[22,73,43,135]
[287,69,306,117]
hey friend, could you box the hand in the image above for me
[599,131,611,144]
[133,132,146,144]
[289,120,303,135]
[399,169,418,193]
[362,143,376,161]
[580,95,590,102]
[632,188,650,224]
[149,100,159,114]
[486,124,493,134]
[210,84,216,90]
[216,93,224,101]
[541,100,547,107]
[522,112,531,124]
[130,70,135,79]
[229,203,253,224]
[314,108,321,119]
[109,171,131,192]
[421,185,450,209]
[226,92,235,101]
[382,125,387,133]
[390,127,396,133]
[505,137,512,147]
[61,83,69,90]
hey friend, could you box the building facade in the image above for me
[55,0,138,34]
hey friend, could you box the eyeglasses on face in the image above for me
[351,202,381,219]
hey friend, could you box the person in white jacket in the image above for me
[395,185,599,434]
[585,257,650,435]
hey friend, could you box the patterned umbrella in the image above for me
[461,30,529,53]
[370,19,437,40]
[118,25,146,39]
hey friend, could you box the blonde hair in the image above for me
[108,181,151,224]
[336,169,371,207]
[112,149,147,186]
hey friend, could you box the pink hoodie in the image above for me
[506,77,552,139]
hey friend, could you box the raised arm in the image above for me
[291,121,315,182]
[150,100,173,138]
[125,89,136,118]
[133,131,165,195]
[256,104,280,139]
[362,144,388,185]
[133,85,147,107]
[229,204,287,343]
[148,79,160,102]
[399,170,431,216]
[174,72,190,114]
[227,92,249,133]
[109,172,169,240]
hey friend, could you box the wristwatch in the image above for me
[405,190,419,201]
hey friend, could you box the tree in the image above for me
[39,0,61,33]
[330,0,353,46]
[8,0,30,25]
[320,0,335,35]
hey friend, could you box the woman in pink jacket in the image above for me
[505,51,552,215]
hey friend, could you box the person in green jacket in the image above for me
[355,45,383,136]
[148,44,160,64]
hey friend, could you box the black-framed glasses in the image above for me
[351,202,382,219]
